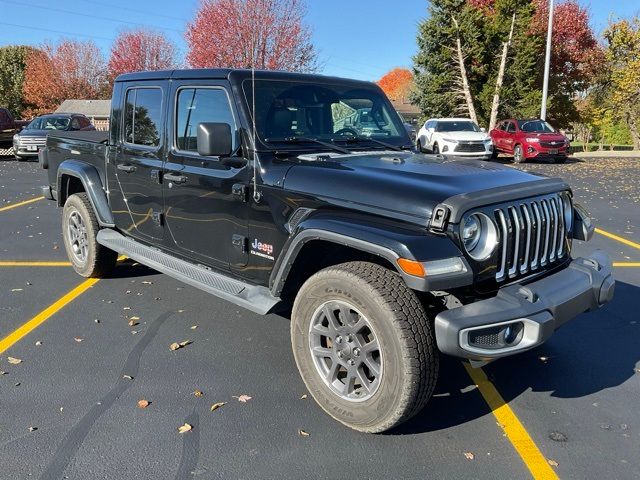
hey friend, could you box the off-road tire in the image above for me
[62,193,117,278]
[291,261,438,433]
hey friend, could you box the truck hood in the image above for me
[282,151,549,225]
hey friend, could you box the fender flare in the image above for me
[269,213,468,296]
[57,159,114,227]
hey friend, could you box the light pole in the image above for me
[541,0,554,120]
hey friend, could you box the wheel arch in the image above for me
[57,159,114,227]
[269,213,465,298]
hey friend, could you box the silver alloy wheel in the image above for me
[514,145,523,163]
[67,209,89,264]
[308,300,383,402]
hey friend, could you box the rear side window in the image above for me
[175,87,236,152]
[124,88,162,147]
[0,110,8,122]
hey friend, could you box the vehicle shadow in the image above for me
[389,279,640,435]
[494,155,584,165]
[106,260,162,279]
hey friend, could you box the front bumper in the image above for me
[13,143,40,156]
[434,250,614,361]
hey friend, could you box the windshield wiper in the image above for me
[332,135,404,152]
[264,136,351,155]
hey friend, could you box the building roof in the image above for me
[390,98,421,115]
[56,99,111,118]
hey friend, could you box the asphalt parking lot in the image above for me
[0,153,638,480]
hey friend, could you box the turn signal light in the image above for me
[397,258,426,277]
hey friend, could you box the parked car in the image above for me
[490,118,569,164]
[40,69,613,433]
[416,117,493,159]
[403,121,417,142]
[13,113,95,161]
[0,108,28,146]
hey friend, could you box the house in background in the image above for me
[390,98,420,125]
[56,99,111,131]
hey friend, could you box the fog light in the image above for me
[442,145,449,152]
[467,321,524,350]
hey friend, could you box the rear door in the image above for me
[163,81,249,271]
[114,84,167,241]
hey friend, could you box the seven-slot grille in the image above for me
[454,141,485,153]
[494,193,569,282]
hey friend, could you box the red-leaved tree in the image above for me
[108,29,177,83]
[23,40,107,116]
[185,0,318,72]
[377,68,414,101]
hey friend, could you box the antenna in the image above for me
[251,64,261,203]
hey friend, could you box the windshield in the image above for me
[518,120,555,133]
[26,116,71,130]
[242,79,408,148]
[435,121,479,132]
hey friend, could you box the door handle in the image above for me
[164,172,188,184]
[117,164,136,173]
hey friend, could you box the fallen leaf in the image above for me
[128,319,138,327]
[193,390,204,397]
[178,423,193,434]
[548,459,559,467]
[7,357,22,364]
[300,394,307,400]
[123,307,131,311]
[177,309,185,313]
[0,371,6,375]
[464,452,475,460]
[123,374,134,380]
[129,316,140,321]
[210,402,226,412]
[298,429,310,437]
[141,281,153,285]
[137,399,150,409]
[74,337,83,343]
[190,325,198,330]
[35,341,42,346]
[28,426,37,432]
[169,340,191,351]
[11,288,23,292]
[234,394,252,403]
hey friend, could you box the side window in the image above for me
[0,110,8,123]
[497,122,504,131]
[506,122,516,133]
[70,117,81,130]
[175,87,236,153]
[124,88,162,147]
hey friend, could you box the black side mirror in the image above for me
[197,122,232,157]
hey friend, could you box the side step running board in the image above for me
[97,229,280,315]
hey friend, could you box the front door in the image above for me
[504,121,517,153]
[163,82,249,270]
[114,85,166,241]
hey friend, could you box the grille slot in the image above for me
[494,193,569,282]
[18,136,47,146]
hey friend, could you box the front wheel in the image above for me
[62,193,117,278]
[513,144,525,164]
[15,154,25,161]
[432,143,439,155]
[291,262,438,433]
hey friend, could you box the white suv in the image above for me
[416,118,493,160]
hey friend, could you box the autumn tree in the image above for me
[377,68,414,101]
[0,45,37,118]
[185,0,318,72]
[108,29,177,83]
[23,40,107,116]
[602,17,640,150]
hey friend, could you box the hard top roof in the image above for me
[114,68,376,87]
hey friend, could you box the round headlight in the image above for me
[462,215,481,251]
[460,213,498,260]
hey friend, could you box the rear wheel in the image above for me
[62,193,117,278]
[513,144,525,163]
[291,261,438,433]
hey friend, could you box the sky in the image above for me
[0,0,638,81]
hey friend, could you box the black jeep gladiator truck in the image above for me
[39,69,614,433]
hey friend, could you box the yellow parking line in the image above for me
[0,278,99,354]
[0,196,44,212]
[0,261,72,267]
[464,363,559,480]
[596,228,640,250]
[613,262,640,267]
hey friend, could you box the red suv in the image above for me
[490,118,569,163]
